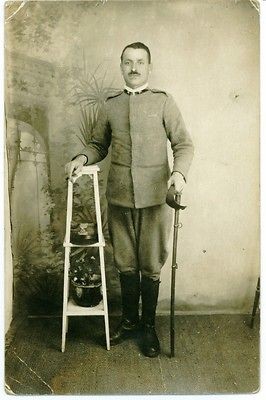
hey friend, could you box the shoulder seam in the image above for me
[150,89,168,96]
[106,91,124,101]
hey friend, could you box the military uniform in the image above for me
[74,86,194,356]
[77,88,194,279]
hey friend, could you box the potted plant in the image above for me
[69,248,102,307]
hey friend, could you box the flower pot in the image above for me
[71,278,102,307]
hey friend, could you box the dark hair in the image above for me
[121,42,151,64]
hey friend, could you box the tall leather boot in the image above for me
[141,276,160,358]
[110,272,140,345]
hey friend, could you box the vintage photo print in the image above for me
[4,0,260,396]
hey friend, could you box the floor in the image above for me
[5,314,259,395]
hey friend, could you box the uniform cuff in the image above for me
[71,154,88,165]
[171,170,186,182]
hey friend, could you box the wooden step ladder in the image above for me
[61,165,110,352]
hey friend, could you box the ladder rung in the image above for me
[63,241,105,248]
[66,298,105,316]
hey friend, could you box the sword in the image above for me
[166,185,186,358]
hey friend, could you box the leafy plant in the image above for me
[76,106,97,147]
[12,227,64,315]
[70,247,100,286]
[70,57,120,147]
[13,228,42,285]
[70,58,119,113]
[71,177,96,225]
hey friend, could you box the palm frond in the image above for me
[100,69,108,91]
[70,59,120,110]
[76,106,97,147]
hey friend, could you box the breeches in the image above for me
[108,204,171,280]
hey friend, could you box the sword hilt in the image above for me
[166,186,186,210]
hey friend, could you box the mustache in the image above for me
[129,71,140,76]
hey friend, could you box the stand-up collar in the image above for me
[124,83,149,95]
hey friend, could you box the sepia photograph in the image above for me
[4,0,260,396]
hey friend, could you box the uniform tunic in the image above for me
[79,89,194,208]
[76,88,194,278]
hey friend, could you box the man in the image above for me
[65,42,194,358]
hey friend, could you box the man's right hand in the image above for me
[65,155,87,181]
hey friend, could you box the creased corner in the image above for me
[5,1,27,23]
[249,0,260,14]
[5,382,15,395]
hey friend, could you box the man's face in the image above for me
[120,47,152,89]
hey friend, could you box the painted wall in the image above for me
[5,0,259,313]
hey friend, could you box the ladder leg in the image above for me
[62,245,71,352]
[61,179,73,352]
[99,247,110,350]
[62,274,69,352]
[104,313,110,351]
[93,173,110,351]
[61,315,67,353]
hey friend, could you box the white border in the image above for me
[1,1,264,400]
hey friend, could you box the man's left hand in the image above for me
[169,172,186,194]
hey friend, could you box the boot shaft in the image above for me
[119,272,140,322]
[141,276,160,327]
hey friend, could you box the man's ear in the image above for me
[149,63,153,74]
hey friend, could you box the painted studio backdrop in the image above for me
[5,0,259,326]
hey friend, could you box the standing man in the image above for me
[65,42,194,358]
